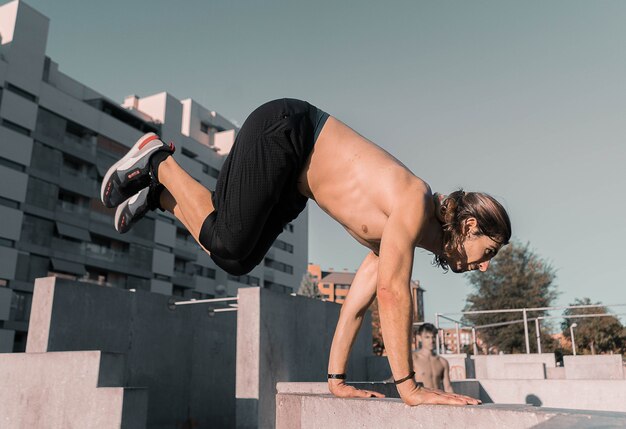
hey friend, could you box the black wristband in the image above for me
[394,371,415,385]
[327,373,346,380]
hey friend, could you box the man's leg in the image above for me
[155,156,215,242]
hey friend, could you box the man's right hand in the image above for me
[328,380,385,399]
[398,382,480,406]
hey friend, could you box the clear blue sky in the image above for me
[15,0,626,326]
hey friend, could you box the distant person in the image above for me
[413,323,454,392]
[101,98,510,406]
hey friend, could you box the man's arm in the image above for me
[328,251,384,398]
[441,358,454,393]
[377,189,478,405]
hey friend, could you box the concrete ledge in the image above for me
[0,351,147,428]
[276,388,626,429]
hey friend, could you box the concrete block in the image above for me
[0,351,147,428]
[503,362,546,379]
[237,287,373,429]
[546,367,566,380]
[276,391,626,428]
[478,379,626,412]
[25,277,237,428]
[564,355,624,380]
[473,354,555,379]
[441,353,469,380]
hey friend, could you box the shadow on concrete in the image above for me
[526,394,543,407]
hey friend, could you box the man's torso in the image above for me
[412,352,445,389]
[297,116,432,253]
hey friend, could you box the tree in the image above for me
[369,298,385,355]
[562,298,625,356]
[463,242,558,354]
[297,271,321,299]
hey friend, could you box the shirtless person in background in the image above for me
[101,98,511,406]
[413,323,454,393]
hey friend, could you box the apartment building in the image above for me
[0,1,308,352]
[308,263,425,322]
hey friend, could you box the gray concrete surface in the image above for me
[275,389,626,429]
[26,276,237,428]
[476,379,626,412]
[236,287,372,429]
[563,355,624,380]
[472,354,556,380]
[0,350,147,428]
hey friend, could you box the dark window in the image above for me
[200,122,225,134]
[264,280,291,294]
[228,274,260,286]
[0,195,19,209]
[0,238,14,247]
[172,286,186,297]
[272,239,294,253]
[264,258,293,275]
[6,83,37,102]
[194,264,216,279]
[2,119,31,136]
[10,290,32,322]
[0,157,25,172]
[283,223,294,233]
[181,148,197,159]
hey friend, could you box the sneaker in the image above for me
[100,132,174,208]
[114,182,164,234]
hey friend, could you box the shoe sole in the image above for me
[114,187,150,233]
[100,133,168,207]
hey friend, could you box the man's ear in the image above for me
[462,217,478,235]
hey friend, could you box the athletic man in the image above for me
[412,323,454,392]
[101,98,510,406]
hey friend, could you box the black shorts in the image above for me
[199,98,321,275]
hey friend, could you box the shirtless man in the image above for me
[413,323,453,392]
[101,98,510,406]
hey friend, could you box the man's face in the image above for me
[446,218,500,273]
[419,331,436,351]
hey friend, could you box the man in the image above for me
[412,323,454,392]
[101,98,510,406]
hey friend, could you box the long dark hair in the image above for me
[434,190,511,271]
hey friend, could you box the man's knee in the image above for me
[210,254,258,276]
[199,212,251,260]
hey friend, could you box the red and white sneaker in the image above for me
[114,182,164,234]
[100,132,174,208]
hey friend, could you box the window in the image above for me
[322,294,330,299]
[172,286,186,297]
[181,148,197,159]
[2,119,30,136]
[228,274,260,286]
[10,290,32,322]
[200,122,225,134]
[194,264,216,279]
[0,238,14,248]
[264,280,291,294]
[6,83,37,102]
[272,239,294,253]
[0,157,25,172]
[283,223,294,233]
[264,258,293,274]
[335,284,350,290]
[0,195,19,209]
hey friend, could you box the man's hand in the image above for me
[329,380,385,399]
[399,382,480,406]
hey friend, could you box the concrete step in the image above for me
[276,384,626,429]
[0,350,147,428]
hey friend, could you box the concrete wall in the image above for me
[275,385,626,429]
[0,351,147,428]
[26,276,237,429]
[472,353,556,380]
[476,379,626,412]
[563,355,624,380]
[236,287,373,429]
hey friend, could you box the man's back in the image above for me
[298,116,432,253]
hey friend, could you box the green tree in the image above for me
[463,242,558,353]
[561,298,625,356]
[297,271,321,299]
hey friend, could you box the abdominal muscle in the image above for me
[297,116,422,251]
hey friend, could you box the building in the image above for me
[0,0,308,352]
[308,263,425,322]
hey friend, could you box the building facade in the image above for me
[0,1,308,352]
